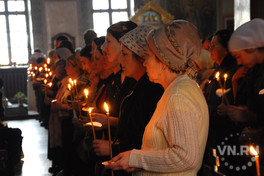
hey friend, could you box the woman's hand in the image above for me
[226,105,254,122]
[217,103,228,116]
[91,113,108,129]
[92,140,111,156]
[106,151,138,172]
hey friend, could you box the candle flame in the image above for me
[34,66,38,70]
[47,58,51,64]
[32,73,35,77]
[44,79,47,84]
[88,107,94,114]
[44,64,47,68]
[27,70,31,75]
[68,84,71,90]
[69,78,73,85]
[215,72,220,79]
[29,64,32,67]
[224,73,228,80]
[84,89,89,98]
[47,68,51,72]
[45,73,49,78]
[39,67,43,72]
[45,68,48,72]
[48,82,53,87]
[49,72,52,76]
[250,146,258,156]
[74,80,77,86]
[104,102,109,113]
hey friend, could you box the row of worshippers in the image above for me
[28,18,264,176]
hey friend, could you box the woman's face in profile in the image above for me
[120,44,143,79]
[209,36,228,64]
[102,33,122,66]
[143,48,163,83]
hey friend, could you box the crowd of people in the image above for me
[27,18,264,176]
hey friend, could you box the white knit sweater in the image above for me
[129,75,209,176]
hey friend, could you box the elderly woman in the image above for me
[105,20,209,176]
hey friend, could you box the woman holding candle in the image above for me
[203,29,239,173]
[92,25,164,176]
[219,19,264,176]
[105,20,209,176]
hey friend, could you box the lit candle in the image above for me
[39,67,43,72]
[84,89,89,105]
[222,73,228,104]
[47,57,51,65]
[45,73,49,78]
[250,146,261,176]
[49,72,52,76]
[69,78,75,97]
[104,102,113,160]
[34,66,38,70]
[48,82,53,87]
[44,79,47,97]
[68,84,73,101]
[32,73,36,78]
[44,64,47,68]
[47,68,51,72]
[68,84,75,111]
[74,80,79,97]
[45,67,48,72]
[215,72,223,89]
[88,107,96,140]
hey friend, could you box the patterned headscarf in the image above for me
[146,20,202,73]
[107,21,138,42]
[120,24,154,58]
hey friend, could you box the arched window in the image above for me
[0,0,33,66]
[92,0,134,37]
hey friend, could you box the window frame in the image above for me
[0,0,32,66]
[92,0,132,35]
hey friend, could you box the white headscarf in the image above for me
[229,18,264,52]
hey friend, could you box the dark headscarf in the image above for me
[107,21,137,42]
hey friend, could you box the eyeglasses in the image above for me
[209,43,221,50]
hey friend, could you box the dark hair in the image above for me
[80,45,92,60]
[107,21,137,41]
[56,36,68,42]
[57,40,74,54]
[213,29,233,52]
[34,49,42,53]
[84,29,97,46]
[94,36,105,54]
[36,57,45,64]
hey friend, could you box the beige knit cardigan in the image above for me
[129,74,209,176]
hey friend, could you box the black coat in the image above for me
[113,74,164,154]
